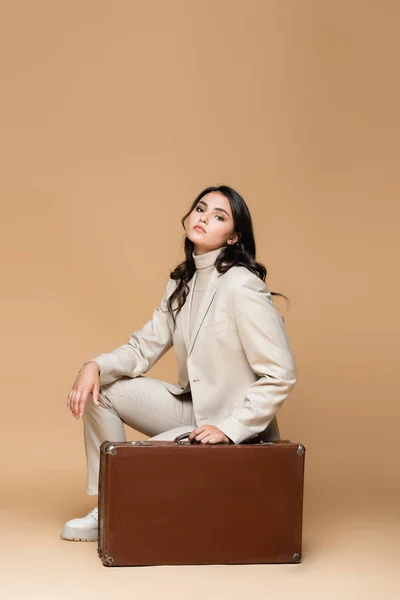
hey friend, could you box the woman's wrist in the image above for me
[79,361,100,375]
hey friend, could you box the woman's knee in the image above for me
[100,375,148,400]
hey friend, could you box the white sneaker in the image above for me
[60,506,98,542]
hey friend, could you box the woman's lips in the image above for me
[193,225,206,233]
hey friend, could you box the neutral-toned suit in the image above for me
[85,263,297,452]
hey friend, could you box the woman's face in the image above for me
[185,192,240,255]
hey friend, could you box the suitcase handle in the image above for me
[174,432,200,445]
[173,432,233,445]
[173,432,289,445]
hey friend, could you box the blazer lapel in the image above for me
[180,271,197,352]
[186,267,223,357]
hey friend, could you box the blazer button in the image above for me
[192,379,200,383]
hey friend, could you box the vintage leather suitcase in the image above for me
[97,433,306,567]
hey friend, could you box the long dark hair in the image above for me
[167,185,289,330]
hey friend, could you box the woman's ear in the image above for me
[228,232,241,244]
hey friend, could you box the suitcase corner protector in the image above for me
[101,553,115,566]
[293,552,302,562]
[101,441,117,455]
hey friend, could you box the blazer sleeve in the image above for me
[83,277,177,386]
[215,273,297,444]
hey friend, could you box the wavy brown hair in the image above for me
[167,185,289,331]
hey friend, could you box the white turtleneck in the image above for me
[189,245,224,339]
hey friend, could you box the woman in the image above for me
[61,184,297,542]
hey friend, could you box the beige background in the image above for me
[1,0,399,598]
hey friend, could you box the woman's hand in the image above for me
[189,425,231,444]
[67,362,100,419]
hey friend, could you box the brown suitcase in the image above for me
[97,433,306,566]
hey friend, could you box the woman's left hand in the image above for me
[189,425,231,444]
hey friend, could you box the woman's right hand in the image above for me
[67,361,101,419]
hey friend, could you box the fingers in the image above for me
[188,427,200,440]
[67,389,75,416]
[200,434,227,444]
[200,434,214,444]
[67,388,89,418]
[66,363,100,418]
[188,427,230,445]
[188,426,205,441]
[67,389,77,412]
[194,429,211,443]
[92,384,100,406]
[72,389,83,418]
[77,389,88,418]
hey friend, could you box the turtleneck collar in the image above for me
[192,245,224,271]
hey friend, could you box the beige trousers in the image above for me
[82,375,197,495]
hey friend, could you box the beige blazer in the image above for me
[88,265,297,444]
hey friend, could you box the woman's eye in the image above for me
[195,206,224,221]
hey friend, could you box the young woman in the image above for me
[61,184,297,542]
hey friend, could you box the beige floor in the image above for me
[1,469,398,600]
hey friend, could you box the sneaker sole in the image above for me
[60,526,98,542]
[60,533,98,542]
[60,536,97,542]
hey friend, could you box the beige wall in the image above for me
[1,0,399,592]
